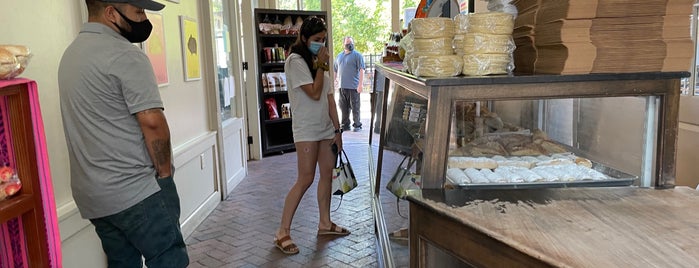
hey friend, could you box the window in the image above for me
[276,0,321,10]
[212,0,238,120]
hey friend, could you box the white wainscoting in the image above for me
[222,117,247,195]
[58,132,220,267]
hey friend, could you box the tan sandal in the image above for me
[317,223,351,236]
[274,235,299,255]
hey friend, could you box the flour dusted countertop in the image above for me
[408,187,699,267]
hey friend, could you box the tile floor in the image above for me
[185,93,411,267]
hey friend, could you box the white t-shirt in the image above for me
[284,53,335,142]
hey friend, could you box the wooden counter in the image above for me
[408,187,699,267]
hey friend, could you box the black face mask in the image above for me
[112,8,153,43]
[345,43,354,51]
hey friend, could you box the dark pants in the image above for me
[90,176,189,268]
[339,88,362,129]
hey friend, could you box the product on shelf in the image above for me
[446,153,609,185]
[263,72,287,92]
[411,17,455,39]
[0,45,31,80]
[412,55,463,77]
[281,103,291,119]
[265,97,279,120]
[0,166,22,200]
[454,12,515,76]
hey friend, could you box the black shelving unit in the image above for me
[254,8,327,156]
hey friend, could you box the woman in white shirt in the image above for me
[274,16,349,255]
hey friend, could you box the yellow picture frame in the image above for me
[180,16,201,81]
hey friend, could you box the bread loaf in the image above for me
[448,156,498,170]
[540,140,569,154]
[464,168,489,183]
[0,48,19,79]
[0,45,31,79]
[446,168,471,184]
[574,157,593,168]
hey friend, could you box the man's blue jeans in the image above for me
[90,176,189,268]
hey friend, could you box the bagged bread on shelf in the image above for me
[411,17,455,39]
[447,168,471,184]
[0,45,31,80]
[0,49,19,79]
[448,156,498,169]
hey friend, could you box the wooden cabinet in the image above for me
[0,79,60,267]
[254,8,326,156]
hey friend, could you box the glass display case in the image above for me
[375,66,685,191]
[370,63,687,267]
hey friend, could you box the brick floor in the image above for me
[185,93,411,267]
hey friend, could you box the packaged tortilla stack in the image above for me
[454,12,515,76]
[406,18,462,77]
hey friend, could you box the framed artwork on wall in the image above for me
[143,11,169,87]
[180,16,201,81]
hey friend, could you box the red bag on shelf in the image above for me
[265,98,279,120]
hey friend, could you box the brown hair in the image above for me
[289,16,327,74]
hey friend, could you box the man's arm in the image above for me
[357,68,364,94]
[137,108,172,178]
[357,53,365,93]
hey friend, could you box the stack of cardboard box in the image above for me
[511,0,694,74]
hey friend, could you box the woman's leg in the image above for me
[316,139,337,230]
[276,141,319,239]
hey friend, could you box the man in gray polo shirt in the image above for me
[58,0,188,267]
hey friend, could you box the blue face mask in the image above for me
[308,41,324,55]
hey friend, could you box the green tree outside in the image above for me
[330,0,419,56]
[276,0,420,56]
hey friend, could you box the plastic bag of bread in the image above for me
[0,45,32,79]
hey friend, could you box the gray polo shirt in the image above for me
[58,23,164,219]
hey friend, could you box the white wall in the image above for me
[0,1,220,266]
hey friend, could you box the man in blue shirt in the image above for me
[334,36,365,131]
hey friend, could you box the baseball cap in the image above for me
[100,0,165,11]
